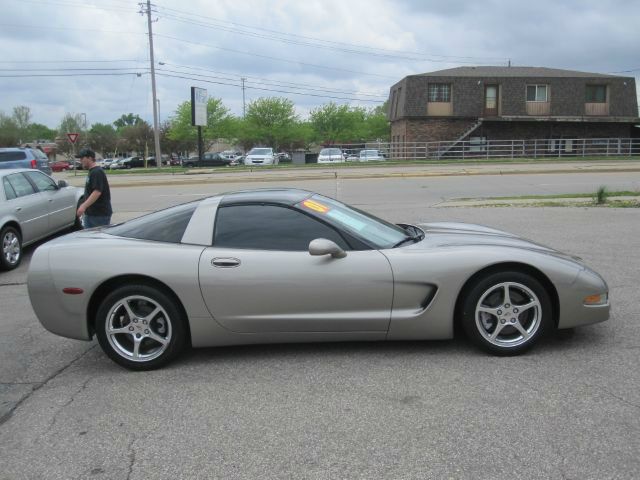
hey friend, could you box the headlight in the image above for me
[584,293,608,306]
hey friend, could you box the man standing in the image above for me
[76,148,112,228]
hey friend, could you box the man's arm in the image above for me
[77,189,101,217]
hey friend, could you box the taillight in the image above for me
[30,159,37,169]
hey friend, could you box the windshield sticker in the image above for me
[302,199,330,213]
[326,210,367,231]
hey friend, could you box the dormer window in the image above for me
[586,85,607,103]
[428,84,451,102]
[526,85,548,102]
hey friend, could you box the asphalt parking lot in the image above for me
[1,168,639,479]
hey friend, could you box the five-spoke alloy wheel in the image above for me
[461,271,552,355]
[96,285,186,370]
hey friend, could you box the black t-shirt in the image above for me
[84,166,112,216]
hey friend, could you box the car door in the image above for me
[198,203,394,333]
[3,173,48,242]
[24,171,76,231]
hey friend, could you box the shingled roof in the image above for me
[417,66,619,78]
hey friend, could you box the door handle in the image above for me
[211,257,241,268]
[15,207,22,211]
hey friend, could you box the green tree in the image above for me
[56,113,86,154]
[167,98,233,151]
[24,123,57,142]
[12,105,31,130]
[88,123,118,155]
[0,113,20,147]
[113,113,143,130]
[120,121,153,155]
[240,97,298,150]
[309,103,369,144]
[362,103,390,141]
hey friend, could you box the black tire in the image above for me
[460,271,552,355]
[185,162,194,168]
[0,225,22,271]
[95,284,187,370]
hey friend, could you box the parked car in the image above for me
[244,148,276,166]
[50,160,71,172]
[317,148,345,164]
[182,153,236,168]
[1,168,83,270]
[99,158,115,169]
[358,149,386,161]
[0,147,52,174]
[27,188,610,370]
[111,157,148,169]
[275,152,291,163]
[220,151,243,161]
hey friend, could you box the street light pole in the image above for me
[144,0,162,167]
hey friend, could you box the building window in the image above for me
[586,85,607,103]
[428,84,451,102]
[526,85,548,102]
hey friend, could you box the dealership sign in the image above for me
[191,87,207,127]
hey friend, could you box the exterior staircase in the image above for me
[436,118,483,158]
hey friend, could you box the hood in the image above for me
[409,222,583,262]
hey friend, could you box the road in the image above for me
[1,168,639,479]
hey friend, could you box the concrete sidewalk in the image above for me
[59,158,640,189]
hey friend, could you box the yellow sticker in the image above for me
[302,199,330,213]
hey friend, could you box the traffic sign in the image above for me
[67,133,79,144]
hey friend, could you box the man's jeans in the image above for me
[82,215,112,229]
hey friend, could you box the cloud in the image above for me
[0,0,638,129]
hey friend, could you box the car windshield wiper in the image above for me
[392,234,421,248]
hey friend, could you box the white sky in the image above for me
[0,0,638,128]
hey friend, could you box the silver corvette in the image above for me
[28,188,609,370]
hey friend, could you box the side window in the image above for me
[6,173,36,198]
[214,204,349,251]
[3,178,17,200]
[24,171,57,192]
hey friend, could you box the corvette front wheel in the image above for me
[461,271,552,355]
[95,285,186,370]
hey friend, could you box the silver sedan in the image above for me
[1,168,83,270]
[27,188,609,370]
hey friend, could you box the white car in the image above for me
[244,148,276,166]
[317,148,345,164]
[359,149,386,161]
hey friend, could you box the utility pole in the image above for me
[141,1,162,167]
[241,77,246,118]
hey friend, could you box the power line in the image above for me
[158,62,386,94]
[155,72,384,103]
[0,72,147,77]
[153,34,398,79]
[157,64,387,98]
[153,3,508,63]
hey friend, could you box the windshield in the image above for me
[297,194,408,249]
[320,148,341,155]
[249,148,272,155]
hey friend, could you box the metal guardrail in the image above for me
[331,138,640,161]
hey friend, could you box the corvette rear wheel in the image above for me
[1,226,22,271]
[461,271,551,355]
[96,285,186,370]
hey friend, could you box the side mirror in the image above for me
[309,238,347,259]
[57,180,68,188]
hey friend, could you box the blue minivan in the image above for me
[0,148,52,174]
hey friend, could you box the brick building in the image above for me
[388,66,639,147]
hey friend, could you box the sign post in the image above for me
[67,133,79,176]
[191,87,207,168]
